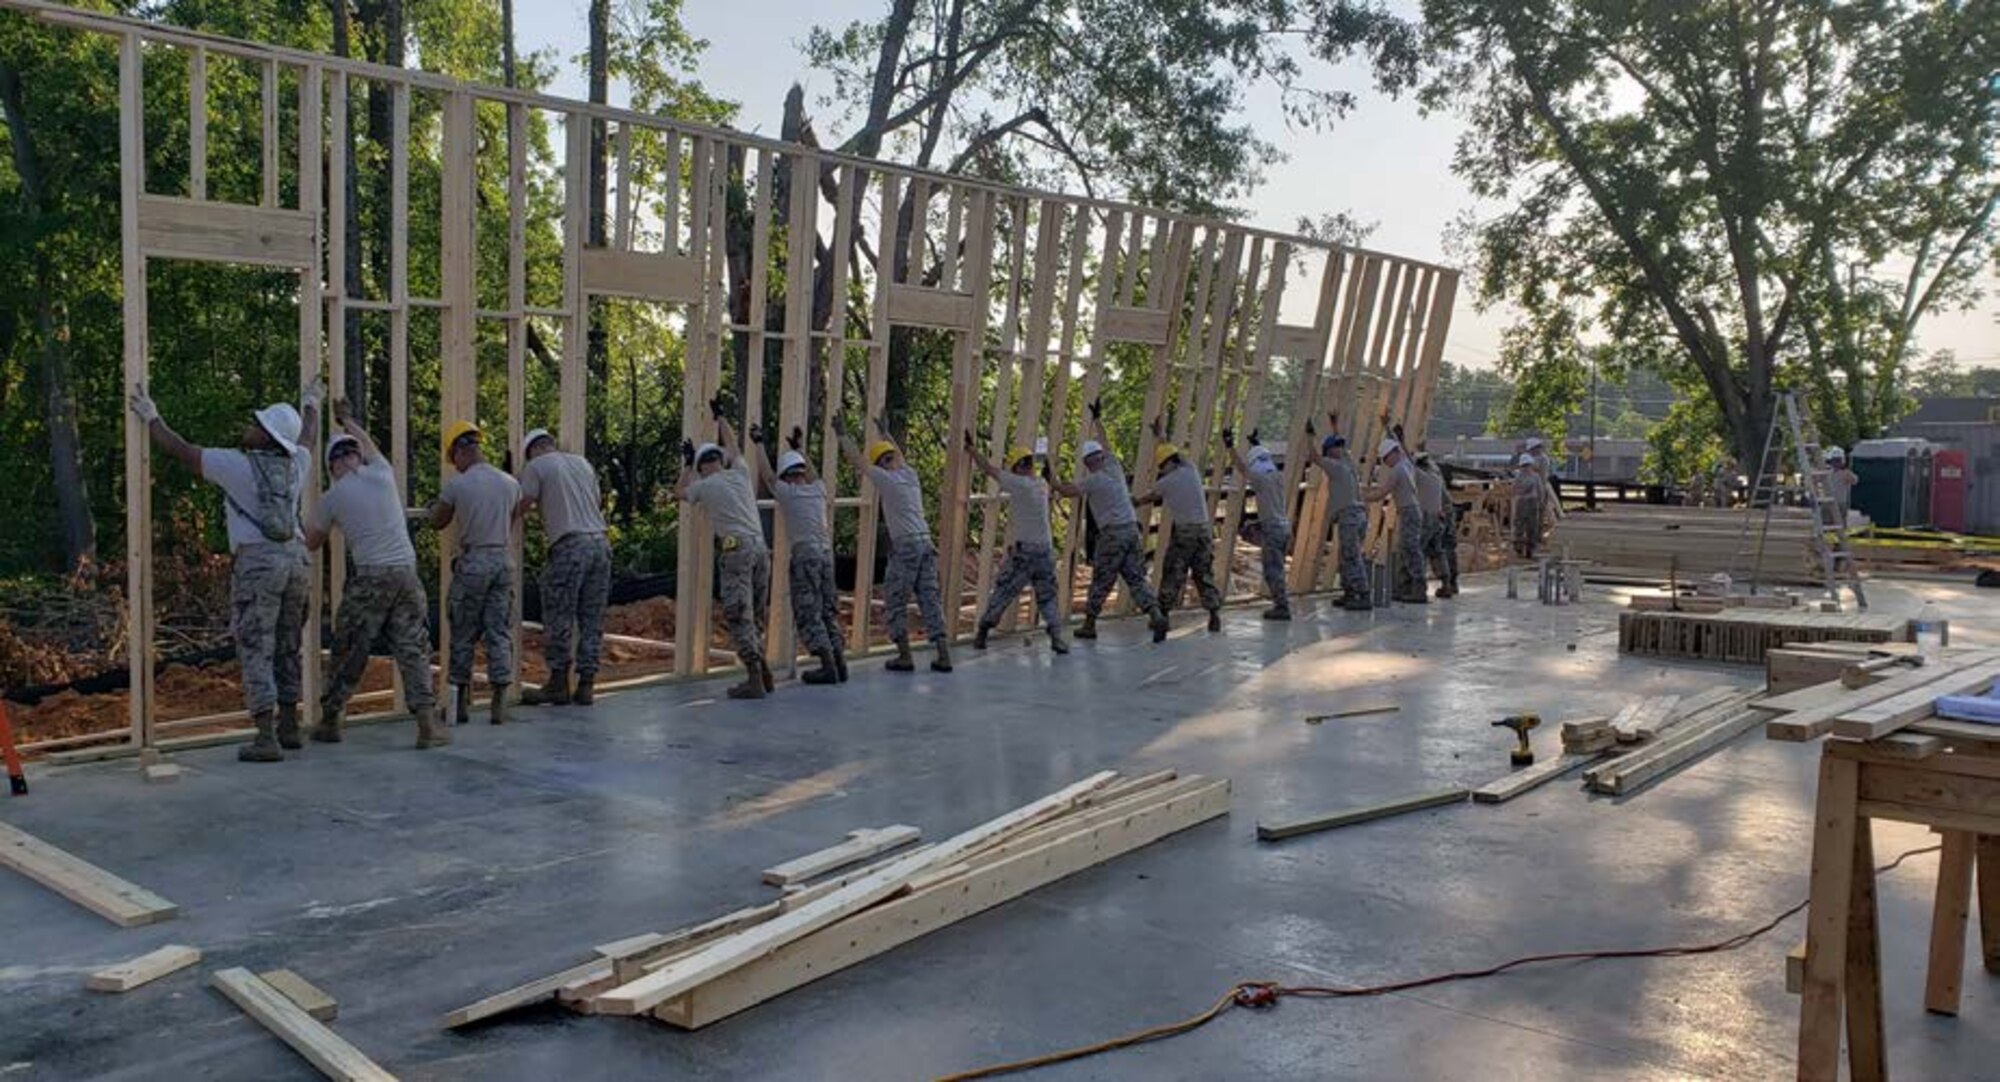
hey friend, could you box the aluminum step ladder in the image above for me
[1731,389,1867,610]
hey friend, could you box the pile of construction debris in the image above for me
[447,769,1229,1032]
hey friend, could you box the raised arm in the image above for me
[673,438,696,501]
[838,430,870,476]
[299,373,324,451]
[128,383,204,475]
[331,401,383,464]
[745,423,776,492]
[783,426,820,483]
[1222,427,1249,477]
[962,430,1002,481]
[715,408,742,468]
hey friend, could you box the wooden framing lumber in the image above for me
[652,776,1231,1029]
[1586,707,1769,796]
[1256,787,1467,841]
[1615,696,1681,742]
[1828,659,2000,741]
[593,770,1117,1015]
[87,944,200,992]
[760,825,922,887]
[261,969,339,1022]
[443,957,609,1029]
[0,821,177,926]
[136,196,316,267]
[210,968,395,1082]
[1762,652,2000,742]
[1471,755,1603,804]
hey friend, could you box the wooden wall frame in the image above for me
[12,0,1457,754]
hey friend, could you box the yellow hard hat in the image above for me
[442,420,481,462]
[867,439,899,465]
[1007,446,1035,468]
[1154,442,1181,468]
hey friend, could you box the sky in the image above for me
[515,1,1998,373]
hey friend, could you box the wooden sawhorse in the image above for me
[1796,720,2000,1081]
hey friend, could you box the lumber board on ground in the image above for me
[442,957,609,1028]
[652,777,1232,1029]
[1762,653,2000,742]
[1587,708,1768,796]
[1645,687,1740,738]
[1472,755,1602,804]
[594,771,1119,1015]
[1619,610,1906,665]
[87,944,200,992]
[0,821,178,927]
[211,968,394,1081]
[760,825,921,887]
[1829,660,2000,741]
[1256,788,1467,841]
[261,969,338,1022]
[1616,696,1680,742]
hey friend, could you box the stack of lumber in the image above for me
[1626,592,1800,613]
[1757,649,2000,743]
[1618,608,1908,665]
[1552,505,1822,583]
[1583,687,1766,795]
[1765,640,1919,696]
[446,769,1227,1032]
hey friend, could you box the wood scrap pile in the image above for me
[1582,687,1766,795]
[1618,608,1908,665]
[1756,649,2000,743]
[1552,504,1822,583]
[445,769,1228,1033]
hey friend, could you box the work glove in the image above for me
[1305,417,1317,436]
[1149,416,1165,439]
[787,426,804,451]
[1248,428,1261,447]
[1221,428,1235,449]
[961,429,976,452]
[1087,397,1102,421]
[680,438,696,466]
[302,373,325,414]
[333,398,355,426]
[748,423,765,445]
[709,396,725,421]
[128,383,160,424]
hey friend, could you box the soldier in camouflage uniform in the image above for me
[130,378,320,762]
[421,420,520,724]
[1137,420,1222,632]
[965,435,1068,655]
[679,410,773,699]
[1223,427,1292,621]
[752,425,846,685]
[516,428,612,706]
[1052,400,1168,643]
[1419,453,1461,598]
[1305,413,1371,610]
[306,407,446,749]
[841,425,953,673]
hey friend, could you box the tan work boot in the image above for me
[238,710,284,762]
[521,667,570,705]
[727,659,768,699]
[454,683,473,726]
[274,702,303,749]
[309,709,344,743]
[490,684,509,725]
[415,705,451,749]
[571,673,595,705]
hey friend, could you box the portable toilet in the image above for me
[1932,449,1968,534]
[1851,438,1932,528]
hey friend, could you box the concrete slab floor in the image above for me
[3,572,1997,1080]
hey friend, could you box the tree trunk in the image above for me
[501,0,517,88]
[0,61,95,572]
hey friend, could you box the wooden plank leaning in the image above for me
[760,825,922,887]
[211,968,395,1082]
[592,771,1119,1015]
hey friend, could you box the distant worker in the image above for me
[1512,448,1544,560]
[1223,426,1291,621]
[1417,452,1460,599]
[839,422,952,673]
[1365,428,1428,604]
[677,406,773,700]
[1709,457,1737,509]
[128,377,319,762]
[1136,417,1222,632]
[515,429,611,707]
[419,420,519,726]
[964,433,1068,655]
[1824,447,1858,526]
[1050,398,1168,642]
[306,403,444,749]
[751,424,845,686]
[1306,412,1370,610]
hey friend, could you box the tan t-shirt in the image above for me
[439,461,520,549]
[520,451,606,542]
[687,460,765,548]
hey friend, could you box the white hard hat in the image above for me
[1826,447,1845,462]
[1248,446,1278,474]
[1081,439,1106,461]
[524,427,555,456]
[1525,437,1544,451]
[327,432,360,458]
[776,449,808,475]
[255,402,304,457]
[1378,438,1401,459]
[694,442,724,464]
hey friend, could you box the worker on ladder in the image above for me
[128,377,319,763]
[417,420,519,726]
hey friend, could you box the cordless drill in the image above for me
[1492,713,1541,766]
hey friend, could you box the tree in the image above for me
[1308,1,2000,473]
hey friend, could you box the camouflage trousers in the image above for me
[1514,496,1544,558]
[231,541,308,715]
[789,544,843,656]
[980,543,1061,633]
[1259,521,1291,608]
[448,546,515,687]
[884,537,947,644]
[719,544,771,666]
[1335,505,1368,598]
[1425,503,1460,586]
[1396,505,1427,597]
[1159,522,1221,614]
[1084,523,1158,617]
[542,532,611,677]
[325,564,435,716]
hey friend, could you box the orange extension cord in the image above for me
[935,843,1942,1081]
